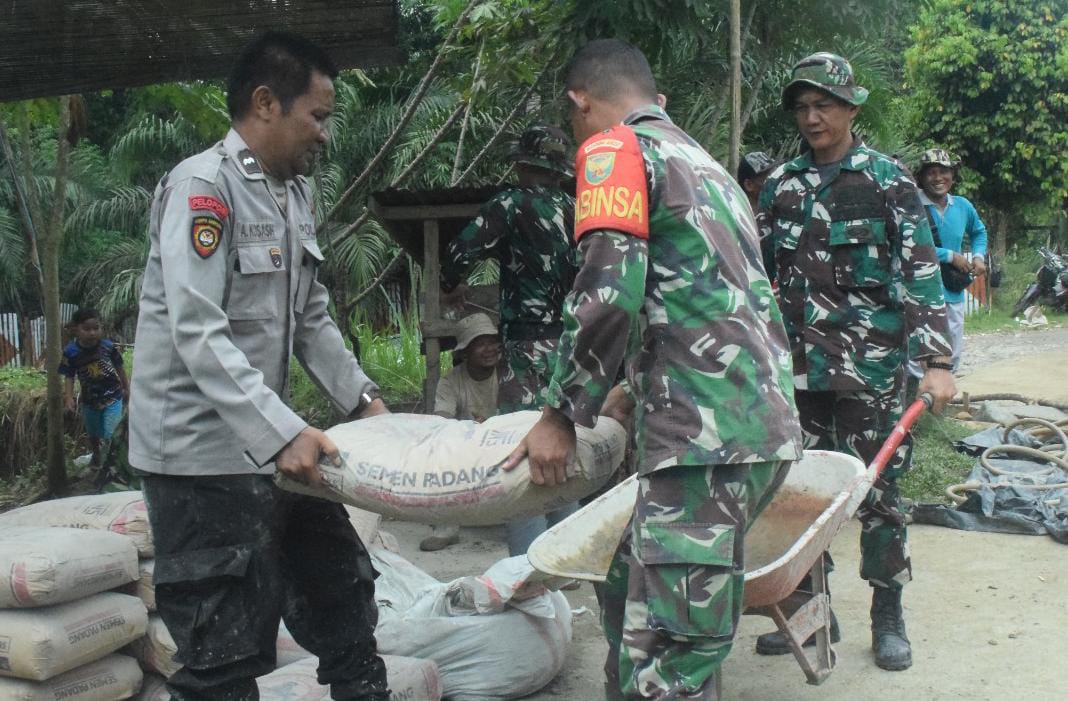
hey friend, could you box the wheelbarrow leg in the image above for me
[763,552,836,685]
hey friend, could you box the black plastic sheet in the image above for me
[912,429,1068,544]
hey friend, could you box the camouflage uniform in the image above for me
[546,105,803,699]
[442,127,579,414]
[757,133,952,591]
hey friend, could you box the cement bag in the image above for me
[257,655,441,701]
[276,621,314,667]
[0,592,148,681]
[126,559,156,612]
[128,615,179,678]
[371,545,572,700]
[0,492,153,557]
[277,412,626,525]
[0,654,142,701]
[135,673,169,701]
[0,527,138,608]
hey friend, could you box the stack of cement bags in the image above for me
[0,518,147,700]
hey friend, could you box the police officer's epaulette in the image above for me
[167,146,226,186]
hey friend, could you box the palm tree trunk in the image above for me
[43,98,72,495]
[728,0,742,174]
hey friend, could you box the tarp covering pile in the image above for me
[912,426,1068,543]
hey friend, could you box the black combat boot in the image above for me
[755,608,840,655]
[871,587,912,670]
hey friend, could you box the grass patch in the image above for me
[901,413,976,502]
[289,312,441,424]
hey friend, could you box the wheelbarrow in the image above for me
[527,396,931,686]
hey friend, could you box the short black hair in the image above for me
[71,308,99,326]
[565,39,658,102]
[227,31,339,120]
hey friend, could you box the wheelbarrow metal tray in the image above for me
[527,449,867,608]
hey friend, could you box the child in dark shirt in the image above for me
[59,308,130,467]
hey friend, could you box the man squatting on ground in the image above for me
[128,32,391,700]
[756,53,957,671]
[505,39,804,700]
[435,127,582,556]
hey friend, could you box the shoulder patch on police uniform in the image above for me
[188,195,230,220]
[575,126,649,241]
[191,216,223,259]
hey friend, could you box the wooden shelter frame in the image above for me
[369,187,502,413]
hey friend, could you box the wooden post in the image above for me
[423,219,441,414]
[728,0,742,175]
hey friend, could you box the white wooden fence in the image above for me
[0,303,77,368]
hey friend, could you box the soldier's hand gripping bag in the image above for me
[276,412,626,526]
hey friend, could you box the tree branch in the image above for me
[329,100,467,249]
[317,0,480,233]
[451,48,559,187]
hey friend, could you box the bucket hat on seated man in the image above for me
[454,312,499,352]
[782,52,869,109]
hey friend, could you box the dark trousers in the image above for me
[141,473,389,700]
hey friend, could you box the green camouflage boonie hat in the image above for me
[510,126,574,178]
[782,52,869,109]
[918,148,957,173]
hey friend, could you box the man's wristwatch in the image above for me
[926,360,953,371]
[352,390,381,418]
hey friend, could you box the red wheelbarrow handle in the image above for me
[868,393,933,479]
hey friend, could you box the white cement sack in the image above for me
[257,655,441,701]
[0,592,148,681]
[0,527,138,608]
[276,621,314,668]
[134,672,169,701]
[278,412,626,525]
[371,545,571,700]
[125,559,156,612]
[0,654,142,701]
[0,492,153,557]
[128,615,179,678]
[345,505,382,545]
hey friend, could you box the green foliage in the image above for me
[905,0,1068,212]
[903,412,975,502]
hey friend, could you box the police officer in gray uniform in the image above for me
[128,32,390,700]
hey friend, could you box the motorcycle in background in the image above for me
[1012,247,1068,318]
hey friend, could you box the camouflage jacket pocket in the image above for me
[829,218,891,289]
[637,522,738,637]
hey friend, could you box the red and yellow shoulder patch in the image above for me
[188,195,229,220]
[574,126,649,241]
[191,216,223,259]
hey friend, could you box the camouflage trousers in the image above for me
[795,387,913,590]
[601,461,791,700]
[498,337,559,413]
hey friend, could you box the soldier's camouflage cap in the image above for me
[509,125,574,178]
[782,52,869,109]
[917,148,958,173]
[738,151,777,181]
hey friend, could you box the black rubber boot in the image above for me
[755,609,840,656]
[871,587,912,671]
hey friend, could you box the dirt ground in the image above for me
[387,519,1066,701]
[385,326,1068,701]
